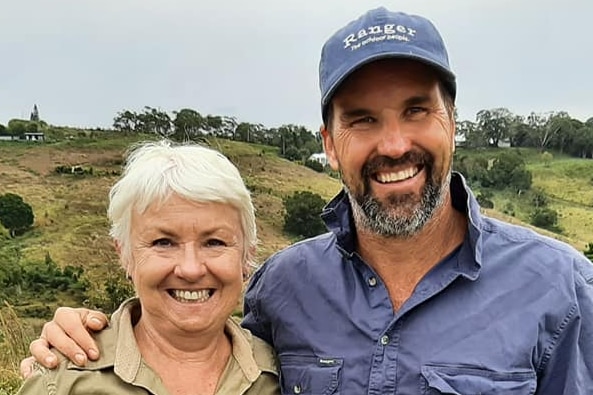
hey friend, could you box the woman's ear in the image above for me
[114,240,133,281]
[114,240,122,256]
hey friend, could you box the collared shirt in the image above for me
[243,173,593,394]
[18,298,279,395]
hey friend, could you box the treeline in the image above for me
[458,108,593,158]
[111,107,323,162]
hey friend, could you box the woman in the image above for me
[17,140,279,394]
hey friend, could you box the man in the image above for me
[24,7,593,394]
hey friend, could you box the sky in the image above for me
[1,0,591,132]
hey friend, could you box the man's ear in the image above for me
[450,112,456,154]
[320,125,340,171]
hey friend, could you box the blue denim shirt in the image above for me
[243,173,593,394]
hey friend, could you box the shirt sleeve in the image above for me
[536,257,593,394]
[242,260,274,345]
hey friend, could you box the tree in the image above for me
[283,191,327,238]
[0,193,35,237]
[476,108,514,147]
[113,110,139,133]
[172,108,205,140]
[7,119,29,137]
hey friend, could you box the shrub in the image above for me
[0,193,35,237]
[584,243,593,263]
[304,159,324,172]
[530,207,559,231]
[529,189,548,208]
[541,151,553,167]
[476,191,494,209]
[502,202,515,217]
[488,151,532,192]
[283,191,327,239]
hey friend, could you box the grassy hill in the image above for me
[1,136,592,393]
[456,147,593,250]
[0,134,342,292]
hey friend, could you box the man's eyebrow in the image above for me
[403,95,432,107]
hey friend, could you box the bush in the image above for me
[283,191,327,239]
[453,154,489,187]
[304,159,324,172]
[0,193,35,237]
[584,243,593,263]
[502,202,515,217]
[488,151,532,192]
[530,207,559,231]
[529,189,548,208]
[541,151,553,167]
[476,190,494,209]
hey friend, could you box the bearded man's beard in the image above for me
[345,151,451,238]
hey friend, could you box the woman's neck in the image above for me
[134,317,232,395]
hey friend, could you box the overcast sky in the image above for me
[1,0,591,131]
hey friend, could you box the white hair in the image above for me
[108,140,257,268]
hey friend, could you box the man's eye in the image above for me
[351,116,375,125]
[407,107,427,116]
[152,238,173,247]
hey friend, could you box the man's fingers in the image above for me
[20,356,39,379]
[38,320,90,366]
[82,310,109,333]
[28,336,58,369]
[28,307,109,368]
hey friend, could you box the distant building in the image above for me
[308,152,328,166]
[24,132,45,142]
[0,135,17,141]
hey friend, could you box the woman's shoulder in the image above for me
[227,316,278,375]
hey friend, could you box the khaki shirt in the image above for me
[17,298,279,395]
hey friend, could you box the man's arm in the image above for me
[536,259,593,394]
[20,307,109,378]
[242,261,273,345]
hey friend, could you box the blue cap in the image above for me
[319,7,456,119]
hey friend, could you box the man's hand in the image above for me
[21,307,109,378]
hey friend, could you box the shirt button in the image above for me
[368,276,377,287]
[380,335,390,345]
[293,385,302,394]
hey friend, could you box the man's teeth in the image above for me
[377,167,418,183]
[172,289,211,303]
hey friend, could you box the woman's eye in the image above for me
[152,238,173,247]
[206,238,226,247]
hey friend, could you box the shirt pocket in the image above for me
[420,364,537,395]
[279,354,342,395]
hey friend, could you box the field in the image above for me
[1,138,592,393]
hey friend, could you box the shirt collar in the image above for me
[68,298,277,386]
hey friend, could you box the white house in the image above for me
[308,152,328,166]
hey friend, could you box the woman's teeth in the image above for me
[171,289,211,303]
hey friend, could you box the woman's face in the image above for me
[125,194,245,337]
